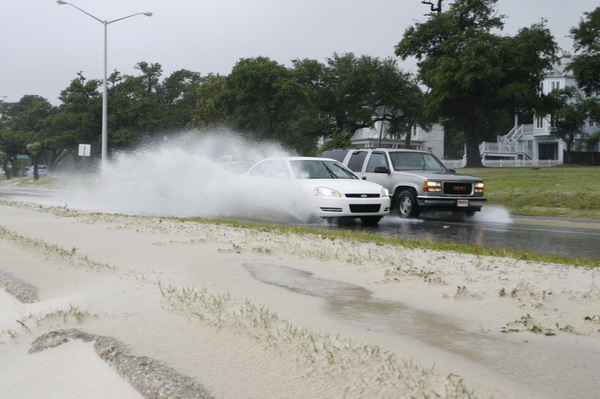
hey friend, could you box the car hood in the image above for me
[395,171,482,182]
[300,178,385,194]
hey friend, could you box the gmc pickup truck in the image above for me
[321,148,486,218]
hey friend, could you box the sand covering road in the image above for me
[0,200,599,398]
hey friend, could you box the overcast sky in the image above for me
[0,0,595,104]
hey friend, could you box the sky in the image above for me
[0,0,596,104]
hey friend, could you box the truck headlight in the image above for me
[424,181,442,192]
[380,187,390,197]
[475,182,484,193]
[314,187,342,197]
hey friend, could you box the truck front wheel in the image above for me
[396,190,420,218]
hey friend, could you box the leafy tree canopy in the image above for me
[396,0,558,167]
[569,6,600,96]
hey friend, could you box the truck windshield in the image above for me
[290,160,358,179]
[389,152,448,172]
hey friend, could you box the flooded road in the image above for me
[245,262,600,399]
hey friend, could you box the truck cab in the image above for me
[321,148,486,218]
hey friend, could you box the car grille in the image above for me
[444,183,472,195]
[349,204,381,213]
[345,193,380,198]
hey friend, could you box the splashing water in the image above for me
[64,131,315,223]
[471,205,513,224]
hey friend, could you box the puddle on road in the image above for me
[244,262,600,399]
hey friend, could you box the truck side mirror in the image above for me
[374,166,390,174]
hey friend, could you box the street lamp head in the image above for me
[56,1,67,5]
[144,12,153,17]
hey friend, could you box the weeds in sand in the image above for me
[584,315,600,322]
[499,288,506,297]
[501,313,559,336]
[0,226,115,273]
[160,282,475,398]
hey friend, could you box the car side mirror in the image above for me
[374,166,390,174]
[448,169,456,173]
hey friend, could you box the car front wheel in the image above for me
[396,190,420,218]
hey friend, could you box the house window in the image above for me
[539,142,558,160]
[536,116,544,129]
[551,81,560,91]
[590,120,596,128]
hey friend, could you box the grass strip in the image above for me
[181,217,598,268]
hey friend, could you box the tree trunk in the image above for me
[464,120,484,168]
[1,162,11,179]
[404,125,412,149]
[33,155,39,181]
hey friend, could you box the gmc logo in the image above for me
[453,186,467,191]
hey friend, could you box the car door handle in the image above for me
[362,177,366,180]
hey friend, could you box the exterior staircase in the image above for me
[479,124,533,160]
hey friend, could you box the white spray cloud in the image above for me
[64,131,315,223]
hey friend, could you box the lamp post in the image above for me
[57,1,152,166]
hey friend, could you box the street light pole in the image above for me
[56,1,152,167]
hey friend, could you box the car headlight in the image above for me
[423,181,442,192]
[475,182,484,193]
[314,186,342,197]
[380,187,390,197]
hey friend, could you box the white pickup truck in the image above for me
[321,148,486,218]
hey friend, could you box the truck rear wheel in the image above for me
[396,190,420,218]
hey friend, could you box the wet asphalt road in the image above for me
[1,185,598,261]
[329,210,600,261]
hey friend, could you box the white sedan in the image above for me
[247,157,390,225]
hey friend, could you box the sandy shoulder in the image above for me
[0,200,599,399]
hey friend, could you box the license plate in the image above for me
[457,199,469,207]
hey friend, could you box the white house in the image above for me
[479,62,599,165]
[351,122,445,159]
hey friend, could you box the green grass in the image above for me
[2,176,62,189]
[458,165,600,220]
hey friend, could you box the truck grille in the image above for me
[444,183,472,195]
[349,204,381,213]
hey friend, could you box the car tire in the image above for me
[396,190,420,218]
[360,216,382,226]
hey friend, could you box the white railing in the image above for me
[443,159,562,168]
[480,141,534,160]
[503,124,534,144]
[480,142,527,155]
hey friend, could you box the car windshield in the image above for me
[389,152,448,172]
[290,160,358,179]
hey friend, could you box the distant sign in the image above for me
[78,144,91,157]
[16,154,29,159]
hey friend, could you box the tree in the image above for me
[396,0,558,167]
[190,74,228,129]
[26,142,42,180]
[43,72,102,167]
[569,7,600,96]
[0,150,10,179]
[0,95,55,174]
[218,57,318,152]
[548,86,600,152]
[161,69,203,129]
[318,53,382,137]
[372,58,428,148]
